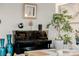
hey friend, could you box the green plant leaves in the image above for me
[53,14,65,24]
[64,15,72,19]
[46,23,51,28]
[47,10,72,44]
[62,21,72,32]
[63,34,71,44]
[62,10,68,14]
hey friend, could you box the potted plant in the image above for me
[47,10,72,49]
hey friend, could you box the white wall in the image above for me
[0,3,55,46]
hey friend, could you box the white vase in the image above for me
[64,43,73,49]
[54,40,64,49]
[48,25,59,48]
[63,44,69,49]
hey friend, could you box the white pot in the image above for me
[54,40,64,49]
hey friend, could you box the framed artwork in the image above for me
[58,3,79,19]
[58,3,79,32]
[24,3,37,19]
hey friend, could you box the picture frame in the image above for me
[58,3,79,19]
[24,3,37,19]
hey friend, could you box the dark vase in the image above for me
[38,24,42,31]
[0,39,6,56]
[6,34,13,56]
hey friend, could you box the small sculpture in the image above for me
[18,23,24,29]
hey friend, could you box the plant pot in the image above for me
[54,40,64,49]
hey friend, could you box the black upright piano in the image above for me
[13,30,52,54]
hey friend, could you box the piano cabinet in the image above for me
[13,30,52,54]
